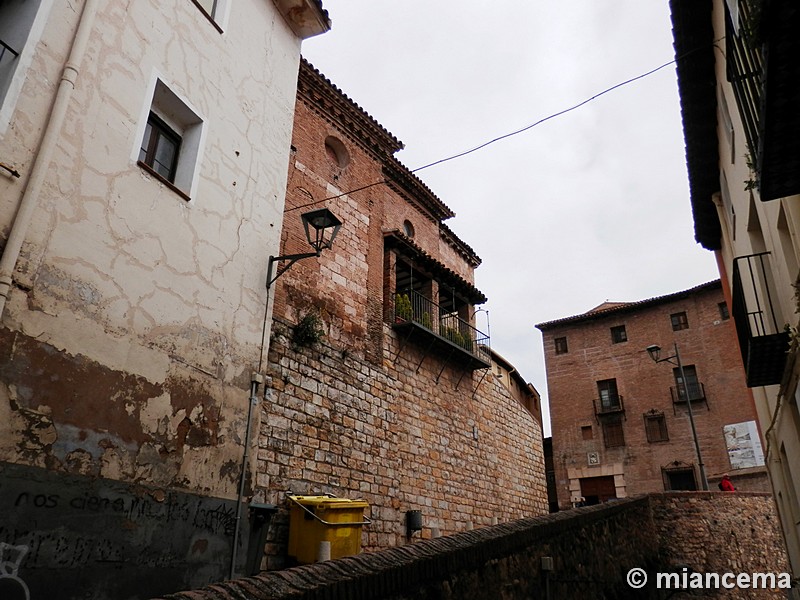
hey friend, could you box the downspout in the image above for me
[0,0,101,318]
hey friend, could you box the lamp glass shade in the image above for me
[646,345,661,363]
[301,208,342,252]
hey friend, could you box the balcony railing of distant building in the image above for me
[669,382,709,414]
[592,395,625,422]
[725,0,764,166]
[731,252,789,386]
[393,288,490,372]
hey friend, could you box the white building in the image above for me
[0,0,328,597]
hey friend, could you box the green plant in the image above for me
[293,312,325,348]
[420,312,433,330]
[744,152,758,191]
[395,293,412,321]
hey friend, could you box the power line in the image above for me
[287,40,719,213]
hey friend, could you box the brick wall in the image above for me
[257,318,547,568]
[539,282,769,509]
[155,492,792,600]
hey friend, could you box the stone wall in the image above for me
[155,492,792,600]
[256,318,547,568]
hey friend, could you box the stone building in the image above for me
[0,1,328,597]
[257,60,547,568]
[537,280,769,510]
[670,0,800,586]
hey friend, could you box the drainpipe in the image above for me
[0,0,101,318]
[229,372,262,579]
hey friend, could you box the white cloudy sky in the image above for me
[301,1,720,435]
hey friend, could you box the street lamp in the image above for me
[266,208,342,289]
[231,207,342,578]
[646,343,709,491]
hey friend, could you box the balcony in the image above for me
[731,252,789,387]
[0,38,19,68]
[670,382,709,413]
[593,396,625,421]
[392,289,490,371]
[725,0,800,200]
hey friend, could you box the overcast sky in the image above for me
[302,1,720,435]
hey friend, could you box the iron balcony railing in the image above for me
[731,252,789,386]
[593,395,625,418]
[725,0,764,163]
[0,39,19,67]
[670,382,705,404]
[394,289,489,359]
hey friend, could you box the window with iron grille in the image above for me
[610,325,627,344]
[670,311,689,331]
[602,418,625,448]
[644,412,669,443]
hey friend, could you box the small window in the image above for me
[554,337,568,354]
[602,418,625,448]
[670,311,689,331]
[136,78,205,200]
[610,325,627,344]
[718,302,730,320]
[581,425,593,440]
[324,136,350,168]
[139,113,181,182]
[644,412,669,443]
[403,220,415,238]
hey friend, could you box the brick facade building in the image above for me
[537,281,769,510]
[255,60,547,567]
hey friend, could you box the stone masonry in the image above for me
[156,492,793,600]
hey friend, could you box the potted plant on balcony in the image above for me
[395,293,412,322]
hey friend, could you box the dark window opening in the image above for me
[664,467,697,491]
[671,311,689,331]
[597,379,620,411]
[673,365,703,402]
[718,302,730,320]
[554,337,568,354]
[139,112,181,183]
[581,425,593,440]
[611,325,627,344]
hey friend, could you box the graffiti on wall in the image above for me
[0,463,241,600]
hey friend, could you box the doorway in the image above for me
[579,475,617,505]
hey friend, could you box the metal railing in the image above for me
[731,251,790,386]
[394,289,489,358]
[670,382,706,404]
[732,252,783,339]
[725,0,764,161]
[0,39,19,66]
[593,395,625,417]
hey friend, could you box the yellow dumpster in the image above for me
[287,495,371,564]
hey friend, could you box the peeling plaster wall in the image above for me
[0,0,309,596]
[0,0,300,492]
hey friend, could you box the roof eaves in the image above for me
[535,280,722,330]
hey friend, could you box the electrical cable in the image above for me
[286,38,724,214]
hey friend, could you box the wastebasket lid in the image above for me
[289,495,369,509]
